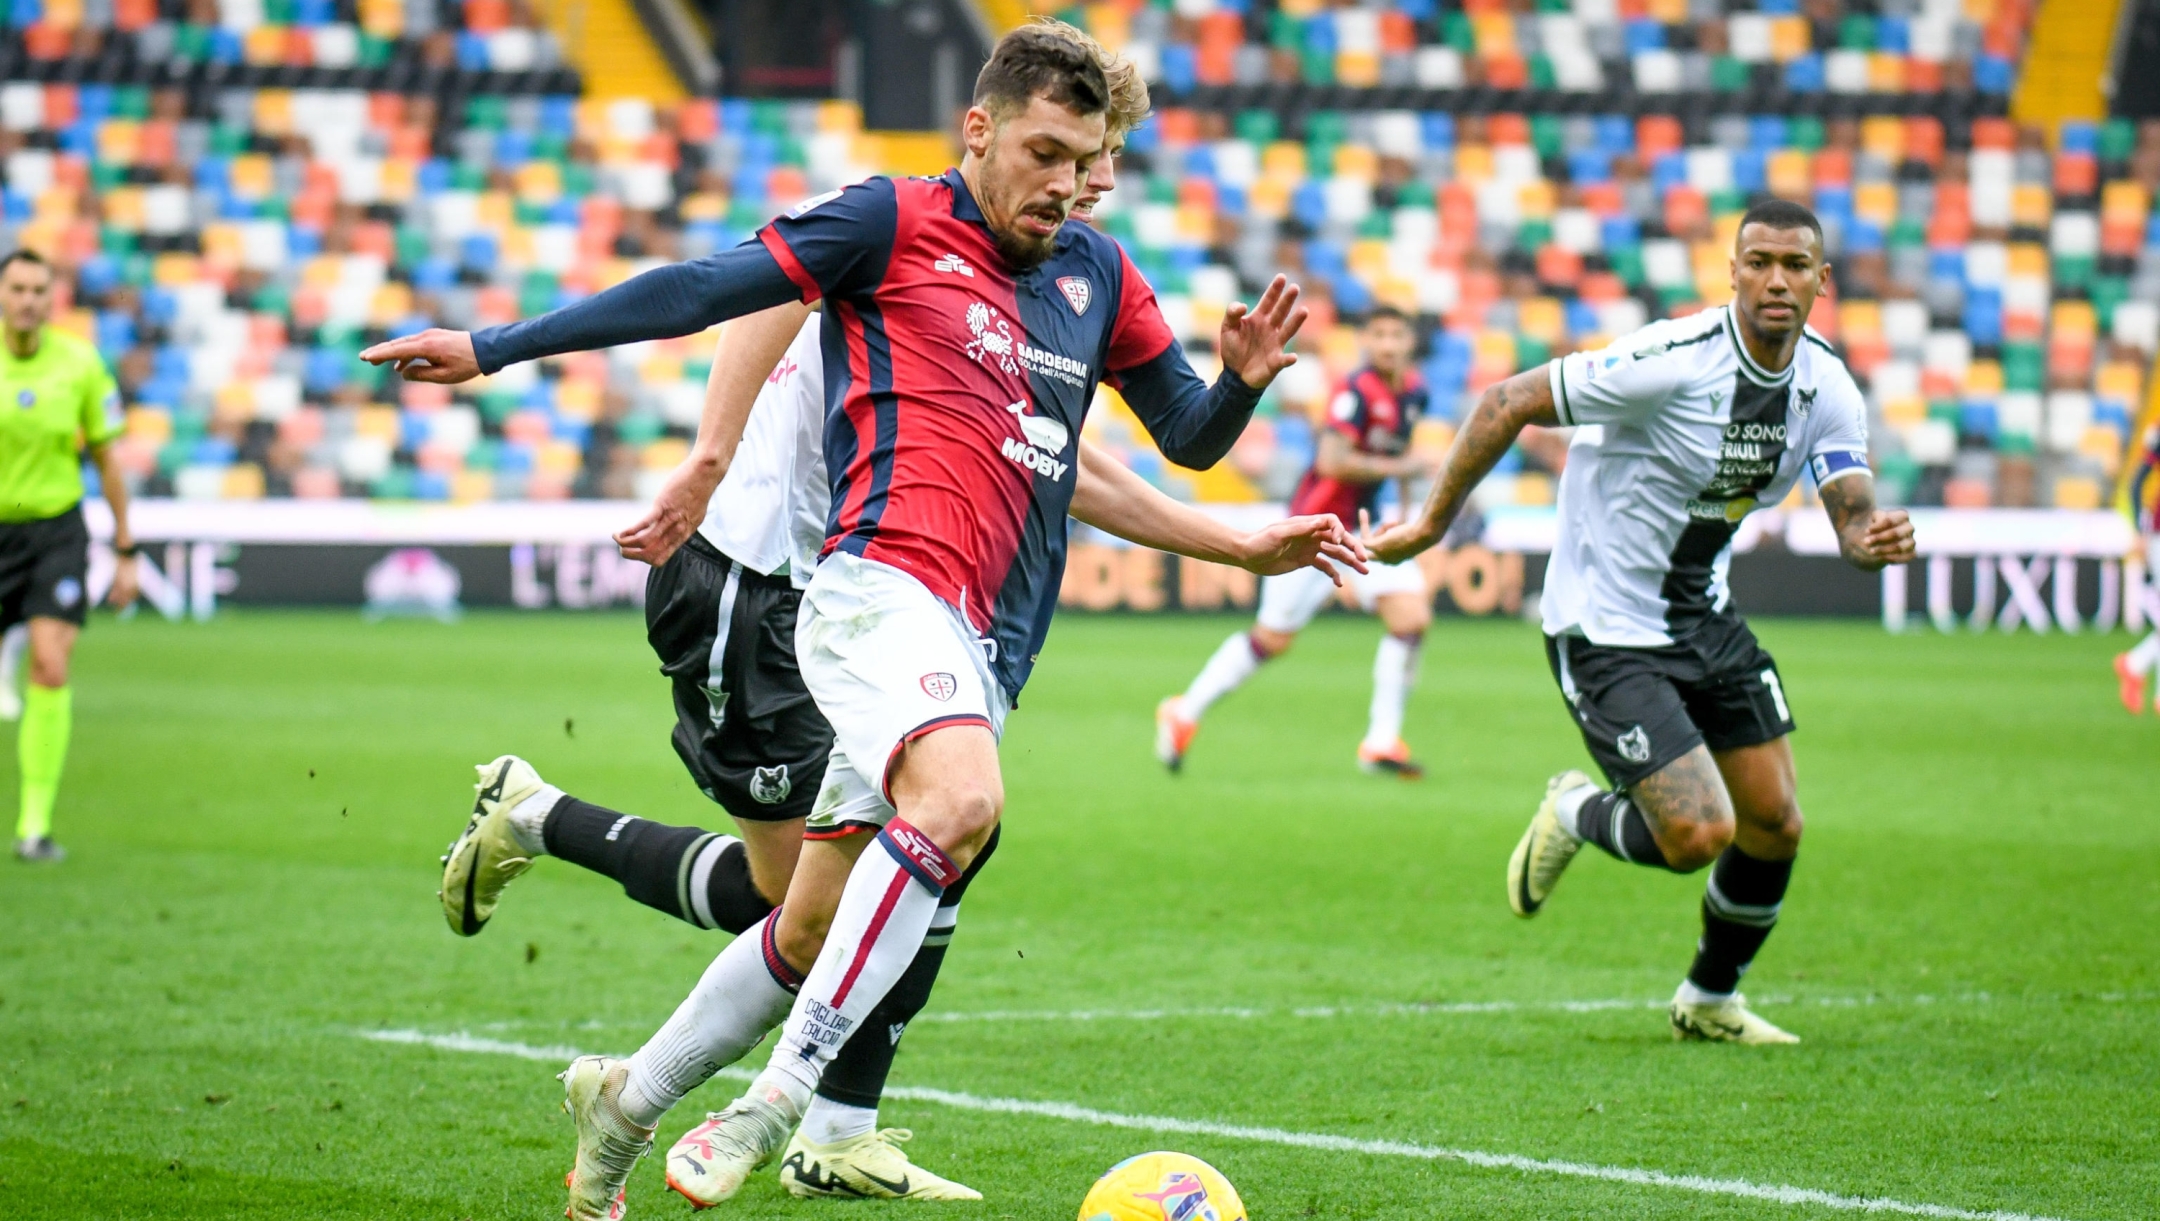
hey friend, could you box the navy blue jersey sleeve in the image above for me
[1113,337,1262,471]
[472,241,799,374]
[757,177,899,302]
[469,178,898,375]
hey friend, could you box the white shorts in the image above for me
[1254,559,1428,634]
[796,552,1008,838]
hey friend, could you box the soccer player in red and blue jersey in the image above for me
[1160,305,1439,778]
[365,26,1345,1217]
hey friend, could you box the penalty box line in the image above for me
[356,1029,2075,1221]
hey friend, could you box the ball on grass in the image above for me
[1078,1151,1246,1221]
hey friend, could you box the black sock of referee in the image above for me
[1686,846,1794,995]
[1573,791,1680,871]
[817,823,1002,1111]
[540,797,776,934]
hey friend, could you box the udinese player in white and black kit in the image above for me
[1366,200,1915,1043]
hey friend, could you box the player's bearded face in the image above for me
[1730,224,1827,342]
[967,97,1106,268]
[1070,134,1125,225]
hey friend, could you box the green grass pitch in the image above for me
[0,608,2152,1219]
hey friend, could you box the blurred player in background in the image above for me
[1366,201,1914,1044]
[1157,304,1435,778]
[0,624,24,721]
[2114,408,2160,713]
[0,249,139,862]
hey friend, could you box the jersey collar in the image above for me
[943,168,985,224]
[1722,306,1795,388]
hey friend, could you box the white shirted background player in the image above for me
[1365,199,1914,1045]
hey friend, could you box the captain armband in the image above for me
[1809,451,1870,487]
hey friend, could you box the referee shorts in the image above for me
[0,504,91,634]
[644,534,832,824]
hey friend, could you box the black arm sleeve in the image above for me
[1115,341,1263,470]
[471,243,801,374]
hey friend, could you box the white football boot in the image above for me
[439,755,548,935]
[559,1056,655,1221]
[1669,989,1801,1045]
[664,1091,801,1208]
[1507,770,1591,917]
[778,1127,982,1201]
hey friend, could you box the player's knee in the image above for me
[773,905,830,973]
[1249,627,1293,658]
[28,655,66,688]
[1664,818,1733,872]
[1379,598,1430,637]
[1752,799,1804,853]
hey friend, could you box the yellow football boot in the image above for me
[1669,990,1802,1045]
[559,1056,654,1221]
[1507,769,1592,917]
[778,1127,982,1201]
[439,754,547,936]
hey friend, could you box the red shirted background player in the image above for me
[1159,304,1441,777]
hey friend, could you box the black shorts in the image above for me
[645,535,832,823]
[1545,611,1796,789]
[0,505,90,633]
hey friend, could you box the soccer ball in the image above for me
[1078,1151,1246,1221]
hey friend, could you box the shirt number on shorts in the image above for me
[1760,669,1790,722]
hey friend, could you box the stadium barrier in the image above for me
[76,500,2143,633]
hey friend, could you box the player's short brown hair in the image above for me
[1027,18,1150,136]
[973,23,1109,123]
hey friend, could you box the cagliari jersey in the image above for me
[0,327,122,522]
[758,170,1235,697]
[1288,365,1428,522]
[1542,305,1871,647]
[475,168,1261,698]
[699,314,828,589]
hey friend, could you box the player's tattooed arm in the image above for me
[615,301,815,566]
[1363,366,1557,563]
[1820,472,1916,571]
[1072,441,1368,583]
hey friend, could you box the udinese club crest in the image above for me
[1056,275,1091,316]
[748,764,792,804]
[919,672,958,701]
[1616,725,1652,765]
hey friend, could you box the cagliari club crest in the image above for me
[1056,276,1091,316]
[920,672,958,701]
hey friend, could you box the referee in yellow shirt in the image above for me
[0,249,138,861]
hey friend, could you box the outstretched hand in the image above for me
[1234,513,1369,584]
[358,329,482,384]
[1358,508,1440,566]
[1219,275,1309,391]
[614,457,722,567]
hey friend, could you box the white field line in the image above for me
[462,991,2156,1033]
[909,990,2157,1024]
[356,1028,2079,1221]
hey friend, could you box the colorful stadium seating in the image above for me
[0,0,2152,513]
